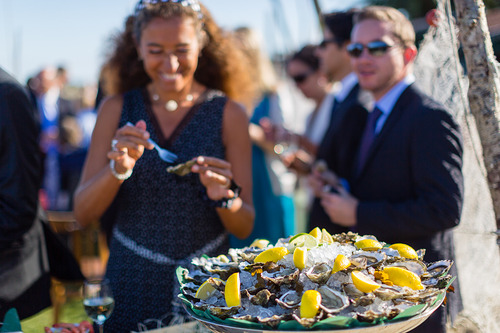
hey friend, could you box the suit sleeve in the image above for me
[357,107,464,239]
[0,84,42,247]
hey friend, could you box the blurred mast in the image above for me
[312,0,325,32]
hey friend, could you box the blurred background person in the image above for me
[73,1,255,331]
[230,26,295,247]
[277,44,335,233]
[280,44,334,175]
[0,66,51,320]
[35,66,77,211]
[308,9,369,235]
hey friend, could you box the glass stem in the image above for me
[99,324,103,333]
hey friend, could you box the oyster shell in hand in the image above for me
[166,159,196,176]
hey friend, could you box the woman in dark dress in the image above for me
[73,1,255,331]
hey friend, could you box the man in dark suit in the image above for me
[0,67,51,319]
[307,9,368,234]
[319,6,463,332]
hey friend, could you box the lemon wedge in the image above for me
[354,238,383,251]
[254,247,289,263]
[332,254,351,274]
[225,272,241,307]
[309,227,322,240]
[289,234,319,250]
[250,239,270,249]
[195,278,222,300]
[216,254,230,263]
[293,247,307,270]
[300,290,322,318]
[382,267,424,290]
[388,243,419,260]
[351,270,381,293]
[320,228,334,244]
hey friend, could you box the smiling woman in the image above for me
[72,0,257,331]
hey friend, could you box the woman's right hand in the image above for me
[107,120,154,174]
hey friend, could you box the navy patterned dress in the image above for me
[103,88,230,332]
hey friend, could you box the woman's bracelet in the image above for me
[201,180,241,209]
[109,160,133,180]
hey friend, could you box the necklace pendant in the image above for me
[165,100,178,112]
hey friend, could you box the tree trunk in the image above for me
[453,0,500,239]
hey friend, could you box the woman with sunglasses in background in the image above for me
[286,45,335,160]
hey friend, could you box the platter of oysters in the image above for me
[177,229,454,332]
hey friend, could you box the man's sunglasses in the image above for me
[346,41,395,58]
[291,72,313,84]
[318,38,340,49]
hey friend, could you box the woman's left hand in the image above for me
[191,156,235,200]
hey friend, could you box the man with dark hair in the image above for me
[307,9,368,234]
[319,6,463,332]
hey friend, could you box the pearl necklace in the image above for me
[152,93,194,112]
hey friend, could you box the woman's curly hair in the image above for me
[101,1,256,109]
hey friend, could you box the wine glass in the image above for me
[83,278,115,333]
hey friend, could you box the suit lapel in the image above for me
[355,85,415,178]
[328,85,358,135]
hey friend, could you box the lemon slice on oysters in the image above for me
[354,238,383,251]
[332,254,351,274]
[195,278,223,300]
[300,290,322,318]
[293,247,307,270]
[382,267,424,290]
[225,272,241,307]
[254,247,289,263]
[351,270,381,293]
[389,243,419,260]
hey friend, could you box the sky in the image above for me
[0,0,364,86]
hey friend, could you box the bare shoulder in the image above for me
[97,95,123,120]
[223,99,250,127]
[94,95,124,133]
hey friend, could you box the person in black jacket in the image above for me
[0,67,51,320]
[319,6,463,332]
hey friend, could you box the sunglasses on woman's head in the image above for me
[291,72,313,84]
[346,41,395,58]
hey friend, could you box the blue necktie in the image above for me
[356,106,383,174]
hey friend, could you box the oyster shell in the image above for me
[276,290,301,309]
[191,256,239,280]
[261,268,300,286]
[249,289,273,306]
[181,269,214,285]
[349,251,386,268]
[373,285,405,300]
[258,314,292,328]
[292,310,324,328]
[166,159,196,176]
[305,263,332,284]
[343,283,365,298]
[425,260,453,278]
[208,306,240,319]
[318,285,349,313]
